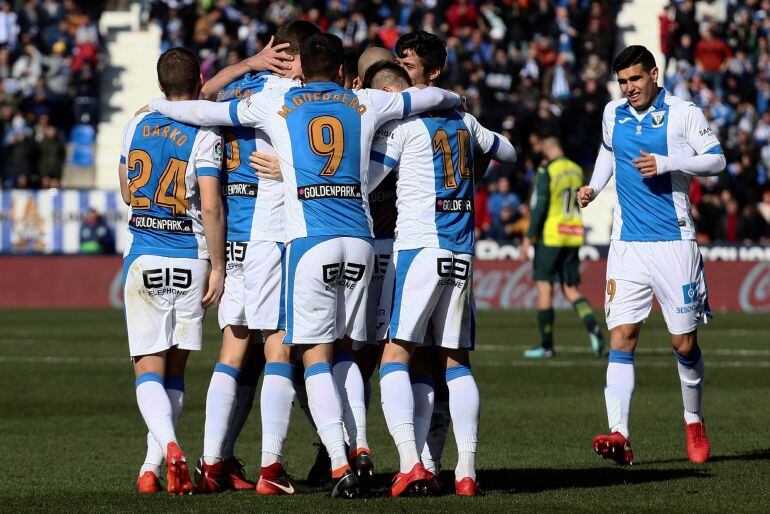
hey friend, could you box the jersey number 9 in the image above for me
[308,115,344,176]
[433,129,472,190]
[127,149,189,216]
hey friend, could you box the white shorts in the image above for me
[123,255,209,357]
[218,241,249,329]
[244,240,286,331]
[605,240,710,335]
[354,238,394,350]
[284,236,373,345]
[389,248,475,349]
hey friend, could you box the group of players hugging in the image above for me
[120,21,513,498]
[120,17,721,499]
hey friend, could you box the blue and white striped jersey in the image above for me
[120,112,222,259]
[602,88,723,242]
[370,108,514,254]
[149,83,461,242]
[217,73,300,242]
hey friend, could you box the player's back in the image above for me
[218,72,295,242]
[261,81,390,241]
[542,157,584,247]
[390,109,476,254]
[122,111,220,259]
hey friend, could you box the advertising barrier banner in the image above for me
[0,190,128,254]
[1,256,769,312]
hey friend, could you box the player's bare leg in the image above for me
[671,330,709,463]
[380,339,429,497]
[196,325,251,493]
[439,348,481,496]
[256,328,297,495]
[562,284,605,356]
[303,343,360,498]
[594,323,639,465]
[524,281,556,358]
[133,350,193,495]
[333,336,373,492]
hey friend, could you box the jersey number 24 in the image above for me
[127,149,189,216]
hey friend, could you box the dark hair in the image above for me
[612,45,657,74]
[395,30,447,73]
[300,33,344,81]
[274,20,320,55]
[157,47,200,97]
[343,48,358,83]
[363,60,412,89]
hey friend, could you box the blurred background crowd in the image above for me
[1,0,769,245]
[0,0,102,189]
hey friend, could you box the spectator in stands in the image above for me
[80,208,114,254]
[488,176,521,230]
[0,0,102,189]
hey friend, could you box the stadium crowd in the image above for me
[0,0,102,189]
[659,0,770,244]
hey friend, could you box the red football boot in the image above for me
[685,421,710,463]
[425,470,442,495]
[195,458,225,494]
[223,457,255,490]
[389,462,429,498]
[455,477,482,496]
[593,432,634,465]
[256,462,296,495]
[137,471,161,494]
[166,442,194,495]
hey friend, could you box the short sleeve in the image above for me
[683,103,723,155]
[119,118,134,166]
[462,112,497,154]
[358,88,407,126]
[232,89,272,130]
[601,102,615,152]
[194,128,223,178]
[371,119,405,170]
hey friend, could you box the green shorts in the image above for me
[533,243,581,286]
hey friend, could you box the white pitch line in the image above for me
[473,360,770,369]
[0,355,768,369]
[478,345,770,357]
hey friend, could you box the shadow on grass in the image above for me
[473,467,711,494]
[642,448,770,466]
[316,465,711,497]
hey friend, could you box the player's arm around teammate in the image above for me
[579,46,725,465]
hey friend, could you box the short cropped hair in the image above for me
[157,47,200,98]
[363,61,412,90]
[395,31,447,73]
[300,33,344,81]
[274,20,320,55]
[612,45,657,74]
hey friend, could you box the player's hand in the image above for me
[519,237,531,262]
[249,151,282,181]
[633,150,658,177]
[244,36,293,75]
[135,104,149,116]
[201,268,225,308]
[577,186,595,208]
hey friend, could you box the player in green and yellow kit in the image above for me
[520,137,604,359]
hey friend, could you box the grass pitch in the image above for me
[1,308,768,512]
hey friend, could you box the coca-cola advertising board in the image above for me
[1,256,769,312]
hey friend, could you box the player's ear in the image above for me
[196,73,204,97]
[337,64,344,86]
[650,66,659,84]
[157,80,165,97]
[428,67,441,83]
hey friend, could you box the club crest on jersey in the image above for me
[651,111,665,127]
